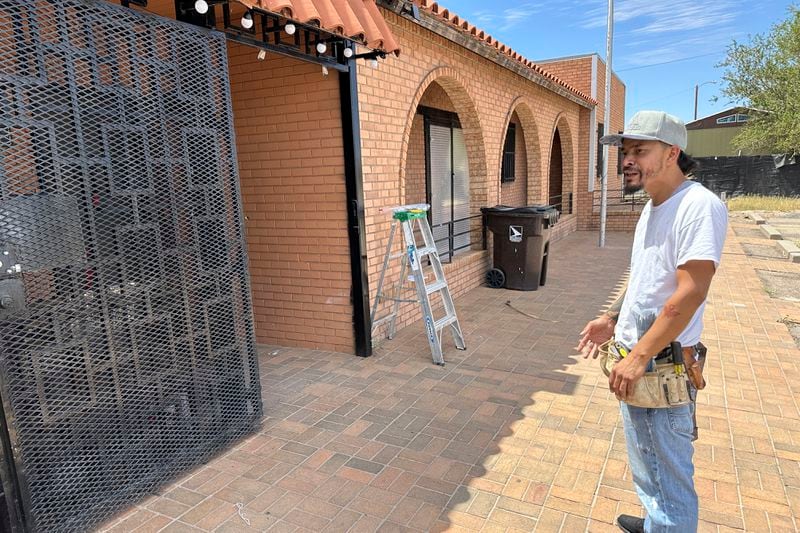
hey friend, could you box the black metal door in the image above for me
[0,1,261,531]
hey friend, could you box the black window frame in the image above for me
[501,122,516,183]
[596,122,604,178]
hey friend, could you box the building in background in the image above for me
[686,106,766,157]
[536,53,629,231]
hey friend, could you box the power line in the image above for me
[617,51,725,72]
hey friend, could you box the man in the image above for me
[576,110,728,532]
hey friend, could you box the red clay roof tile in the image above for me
[239,0,400,55]
[414,0,594,104]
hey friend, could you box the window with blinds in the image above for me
[420,106,471,261]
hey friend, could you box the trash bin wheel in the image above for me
[486,268,505,288]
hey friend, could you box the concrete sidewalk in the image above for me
[100,224,800,532]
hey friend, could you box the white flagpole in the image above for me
[599,0,613,247]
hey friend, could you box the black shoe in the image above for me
[616,514,644,533]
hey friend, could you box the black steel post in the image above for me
[339,60,372,357]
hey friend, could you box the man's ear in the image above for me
[667,145,680,162]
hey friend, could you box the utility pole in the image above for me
[694,81,715,121]
[599,0,613,248]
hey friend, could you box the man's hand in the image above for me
[608,351,649,401]
[576,314,616,359]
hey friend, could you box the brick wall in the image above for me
[129,0,354,353]
[404,81,461,206]
[598,63,627,193]
[586,211,641,231]
[227,46,354,353]
[540,55,630,232]
[131,2,615,353]
[419,82,457,112]
[406,114,426,205]
[500,112,528,206]
[539,56,626,193]
[357,11,592,340]
[538,57,594,96]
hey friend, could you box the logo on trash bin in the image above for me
[509,225,523,243]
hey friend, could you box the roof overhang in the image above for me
[379,0,595,108]
[238,0,400,55]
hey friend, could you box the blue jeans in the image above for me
[620,402,698,532]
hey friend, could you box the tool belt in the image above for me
[599,339,707,408]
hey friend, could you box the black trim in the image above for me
[0,389,27,532]
[417,105,461,129]
[596,122,604,178]
[450,126,455,256]
[339,60,371,357]
[174,0,350,71]
[419,106,463,261]
[424,114,432,211]
[501,122,516,183]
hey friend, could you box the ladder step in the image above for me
[425,279,447,294]
[417,246,437,256]
[372,314,395,328]
[382,296,418,303]
[433,314,457,330]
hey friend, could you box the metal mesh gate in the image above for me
[0,1,262,530]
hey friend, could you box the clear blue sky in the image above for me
[448,0,796,124]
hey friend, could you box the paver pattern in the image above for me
[99,221,800,532]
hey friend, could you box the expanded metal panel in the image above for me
[0,1,261,531]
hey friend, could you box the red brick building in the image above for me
[0,2,636,527]
[120,0,627,356]
[537,53,632,231]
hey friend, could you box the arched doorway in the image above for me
[548,128,564,211]
[499,111,528,207]
[401,76,485,261]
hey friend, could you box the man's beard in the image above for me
[623,182,643,194]
[622,161,662,195]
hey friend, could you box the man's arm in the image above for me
[608,260,716,399]
[604,287,627,323]
[576,286,627,358]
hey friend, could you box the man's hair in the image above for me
[678,151,698,175]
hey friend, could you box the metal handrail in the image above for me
[548,192,573,215]
[430,213,486,263]
[592,189,648,212]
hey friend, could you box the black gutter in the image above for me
[339,59,372,357]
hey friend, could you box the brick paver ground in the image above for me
[100,220,800,532]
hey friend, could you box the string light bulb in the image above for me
[343,47,353,58]
[241,11,254,29]
[316,42,327,54]
[285,23,296,35]
[194,0,209,14]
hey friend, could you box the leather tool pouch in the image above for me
[686,342,707,390]
[600,340,693,408]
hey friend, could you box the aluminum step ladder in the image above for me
[370,204,466,365]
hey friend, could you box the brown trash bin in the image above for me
[480,205,559,291]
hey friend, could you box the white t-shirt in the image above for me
[615,180,728,350]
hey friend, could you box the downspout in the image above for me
[339,59,372,357]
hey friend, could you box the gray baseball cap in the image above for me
[599,110,687,150]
